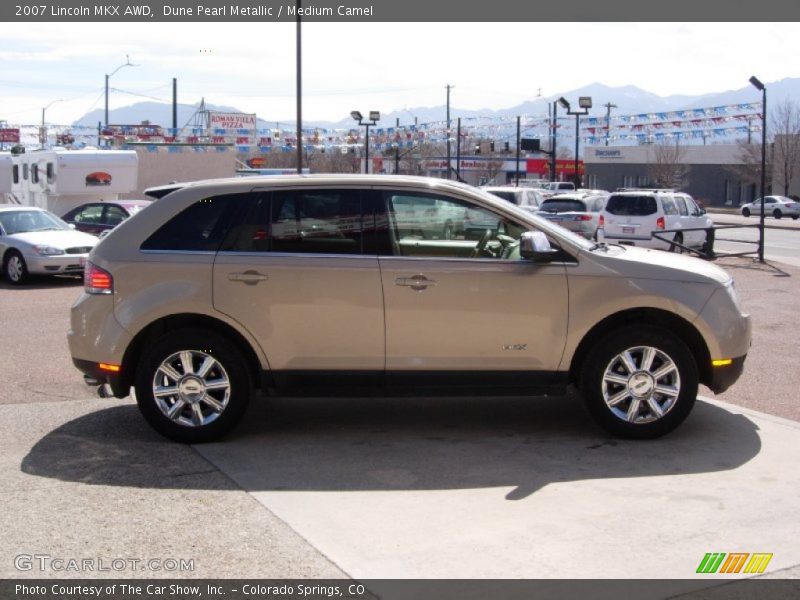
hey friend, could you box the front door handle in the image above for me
[228,270,268,285]
[395,274,437,291]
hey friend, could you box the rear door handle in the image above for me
[228,271,268,285]
[395,274,437,291]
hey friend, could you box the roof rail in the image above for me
[614,187,676,193]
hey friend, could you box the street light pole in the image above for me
[41,99,64,148]
[560,96,592,187]
[749,76,767,263]
[351,110,380,174]
[104,55,137,143]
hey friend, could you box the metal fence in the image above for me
[651,224,762,261]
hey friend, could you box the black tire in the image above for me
[134,329,251,443]
[773,209,782,219]
[579,326,698,439]
[443,222,454,240]
[669,233,684,253]
[792,215,799,220]
[3,250,29,285]
[741,208,750,217]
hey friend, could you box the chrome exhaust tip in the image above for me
[97,384,113,398]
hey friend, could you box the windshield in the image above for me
[0,210,70,234]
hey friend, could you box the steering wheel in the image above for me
[470,229,493,258]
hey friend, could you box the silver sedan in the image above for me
[0,205,98,285]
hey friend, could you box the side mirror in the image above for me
[520,231,558,263]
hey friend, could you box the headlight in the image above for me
[32,245,66,256]
[724,278,743,313]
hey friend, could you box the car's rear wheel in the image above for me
[773,209,782,219]
[580,326,698,439]
[4,251,29,285]
[741,207,750,217]
[134,329,251,443]
[669,233,684,253]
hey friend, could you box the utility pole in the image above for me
[456,117,461,180]
[446,84,453,180]
[395,117,400,174]
[604,102,617,146]
[515,115,521,186]
[172,78,177,135]
[296,5,303,174]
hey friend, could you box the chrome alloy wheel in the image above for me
[152,350,231,427]
[601,345,681,424]
[6,255,24,282]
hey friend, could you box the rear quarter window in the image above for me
[141,194,248,252]
[605,195,657,216]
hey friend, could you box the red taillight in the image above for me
[656,216,666,230]
[84,262,113,295]
[578,215,593,221]
[598,214,605,227]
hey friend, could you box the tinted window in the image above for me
[487,191,518,204]
[605,195,657,216]
[141,194,246,251]
[12,165,19,184]
[540,200,587,213]
[271,190,364,255]
[104,205,128,226]
[74,205,104,224]
[31,164,39,184]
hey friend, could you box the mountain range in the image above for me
[73,78,800,131]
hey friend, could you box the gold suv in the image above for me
[68,175,750,442]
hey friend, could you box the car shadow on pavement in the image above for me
[0,274,83,290]
[21,394,761,500]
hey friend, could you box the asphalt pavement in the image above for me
[1,255,799,585]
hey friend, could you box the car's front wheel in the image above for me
[580,326,698,439]
[134,329,251,443]
[4,250,29,285]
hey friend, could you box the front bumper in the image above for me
[26,252,88,275]
[708,356,747,394]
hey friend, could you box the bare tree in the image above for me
[646,140,690,189]
[770,100,800,196]
[728,138,770,189]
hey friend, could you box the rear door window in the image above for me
[661,196,679,216]
[605,195,657,216]
[674,196,689,216]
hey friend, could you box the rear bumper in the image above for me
[708,355,747,394]
[72,358,127,398]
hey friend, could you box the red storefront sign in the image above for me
[526,158,583,176]
[0,128,20,143]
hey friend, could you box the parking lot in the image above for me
[1,254,799,582]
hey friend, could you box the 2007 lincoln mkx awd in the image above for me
[68,175,751,443]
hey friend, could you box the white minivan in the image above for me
[599,190,713,252]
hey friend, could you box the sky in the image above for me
[1,22,799,127]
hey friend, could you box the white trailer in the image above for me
[9,148,138,216]
[0,153,12,201]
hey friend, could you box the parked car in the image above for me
[598,189,713,252]
[740,196,800,220]
[0,205,98,285]
[537,193,608,239]
[544,181,576,192]
[480,186,545,213]
[68,175,750,443]
[61,199,152,237]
